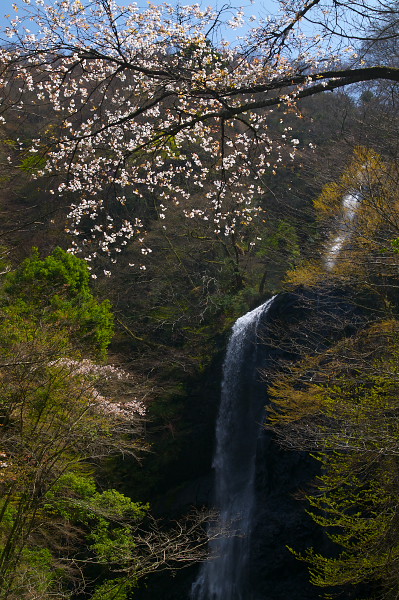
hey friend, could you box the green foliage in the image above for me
[44,472,98,521]
[299,451,399,599]
[46,473,148,567]
[269,319,399,599]
[89,489,148,521]
[390,237,399,253]
[11,547,58,599]
[90,578,134,600]
[3,247,114,356]
[0,247,149,599]
[89,521,135,564]
[19,152,47,174]
[256,220,301,263]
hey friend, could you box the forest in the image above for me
[0,0,398,598]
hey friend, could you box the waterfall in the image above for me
[191,296,276,600]
[325,189,362,270]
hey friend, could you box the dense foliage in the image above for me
[0,248,216,600]
[268,148,399,599]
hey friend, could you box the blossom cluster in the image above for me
[0,0,350,269]
[49,357,146,418]
[94,398,146,420]
[50,357,130,380]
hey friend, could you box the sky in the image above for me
[0,0,279,40]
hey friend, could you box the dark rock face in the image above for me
[193,286,369,600]
[248,438,321,600]
[243,287,366,600]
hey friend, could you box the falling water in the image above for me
[191,296,276,600]
[325,190,361,270]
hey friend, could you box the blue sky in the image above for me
[0,0,279,40]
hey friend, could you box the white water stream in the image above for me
[324,190,362,270]
[190,296,276,600]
